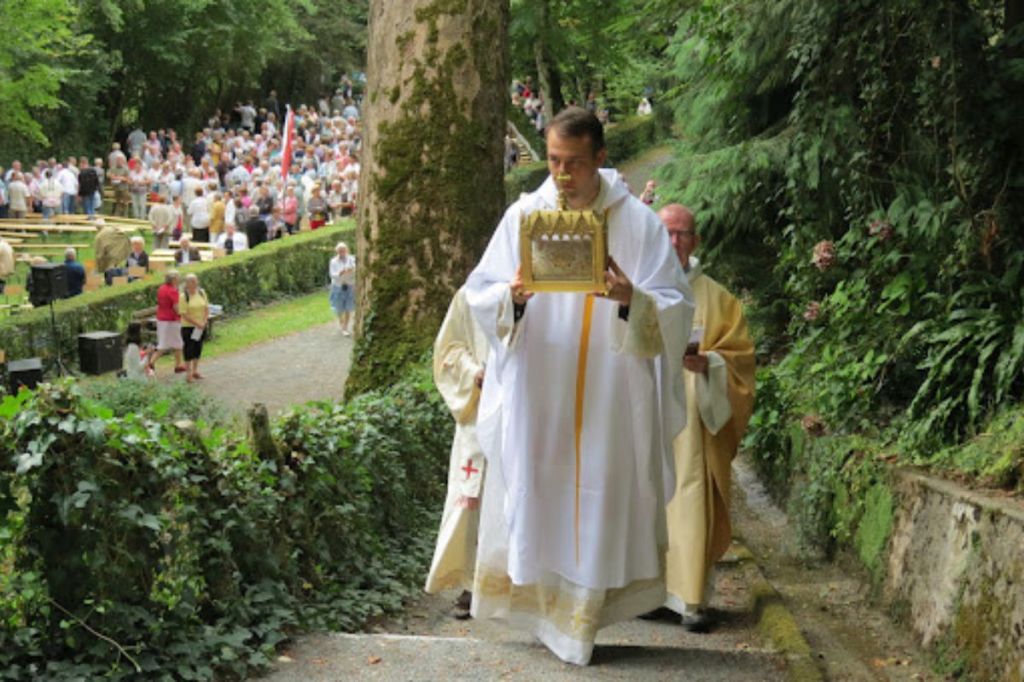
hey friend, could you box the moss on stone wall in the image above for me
[854,483,894,582]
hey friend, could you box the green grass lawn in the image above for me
[200,289,335,360]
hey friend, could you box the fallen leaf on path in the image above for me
[367,655,382,665]
[312,657,327,666]
[276,655,294,663]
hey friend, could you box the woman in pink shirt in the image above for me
[282,185,299,234]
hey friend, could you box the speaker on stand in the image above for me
[29,263,68,307]
[28,262,71,377]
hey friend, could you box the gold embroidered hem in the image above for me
[472,556,668,666]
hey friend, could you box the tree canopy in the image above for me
[0,0,367,162]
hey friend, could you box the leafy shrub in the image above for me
[82,379,231,426]
[912,405,1024,492]
[505,162,549,203]
[0,223,355,367]
[662,1,1023,474]
[0,365,450,680]
[604,115,664,165]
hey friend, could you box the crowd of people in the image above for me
[0,83,367,386]
[510,77,613,138]
[0,84,364,251]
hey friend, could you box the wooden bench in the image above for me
[12,243,90,250]
[168,242,215,249]
[0,223,98,233]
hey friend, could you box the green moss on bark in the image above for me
[348,1,507,394]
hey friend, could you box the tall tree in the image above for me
[347,0,509,393]
[0,0,82,155]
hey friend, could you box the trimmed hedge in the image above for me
[604,115,667,165]
[0,223,354,367]
[504,162,549,203]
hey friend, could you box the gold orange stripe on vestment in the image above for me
[574,294,596,565]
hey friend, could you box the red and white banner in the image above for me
[280,105,295,176]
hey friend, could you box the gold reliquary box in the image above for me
[520,179,609,293]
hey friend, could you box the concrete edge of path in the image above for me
[732,544,822,682]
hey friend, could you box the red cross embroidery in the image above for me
[461,460,480,480]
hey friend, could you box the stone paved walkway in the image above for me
[193,321,353,416]
[257,478,793,682]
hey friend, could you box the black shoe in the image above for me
[637,606,675,621]
[452,590,472,620]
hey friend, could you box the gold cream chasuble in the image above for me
[664,259,756,612]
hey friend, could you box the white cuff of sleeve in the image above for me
[697,351,732,435]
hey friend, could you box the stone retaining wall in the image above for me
[885,469,1024,681]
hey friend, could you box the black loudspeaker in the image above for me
[78,331,123,375]
[29,263,68,306]
[8,358,43,392]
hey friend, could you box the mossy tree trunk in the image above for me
[347,0,509,394]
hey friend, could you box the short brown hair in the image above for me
[548,106,605,155]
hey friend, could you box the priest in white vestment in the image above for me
[425,286,490,617]
[659,204,756,631]
[464,108,695,665]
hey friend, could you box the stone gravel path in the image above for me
[194,321,353,416]
[620,145,675,200]
[256,471,796,682]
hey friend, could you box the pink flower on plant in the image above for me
[869,219,893,241]
[803,300,821,322]
[800,414,827,436]
[812,240,836,271]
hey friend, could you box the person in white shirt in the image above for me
[236,102,257,131]
[187,187,211,243]
[328,242,356,335]
[224,190,237,228]
[215,224,248,254]
[56,163,79,214]
[180,170,202,231]
[6,173,30,219]
[39,169,62,221]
